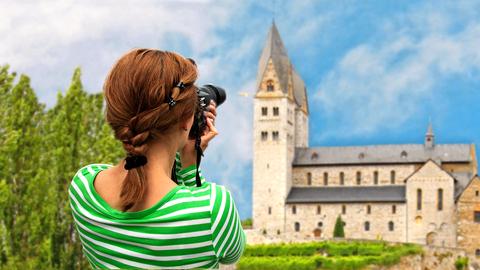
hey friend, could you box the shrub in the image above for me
[333,215,345,238]
[238,256,317,270]
[455,256,469,270]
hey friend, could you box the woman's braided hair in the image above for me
[103,49,198,211]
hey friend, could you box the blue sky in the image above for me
[1,0,480,219]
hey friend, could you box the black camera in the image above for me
[188,84,226,140]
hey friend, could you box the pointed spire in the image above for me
[256,22,290,93]
[255,22,309,114]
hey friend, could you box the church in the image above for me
[251,22,480,256]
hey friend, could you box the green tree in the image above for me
[333,215,345,238]
[0,68,47,269]
[0,65,128,269]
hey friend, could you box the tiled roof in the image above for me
[286,186,406,203]
[293,144,472,166]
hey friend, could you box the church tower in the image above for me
[252,22,309,236]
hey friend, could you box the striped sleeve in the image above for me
[210,184,246,264]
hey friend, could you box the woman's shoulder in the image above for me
[70,164,113,185]
[175,182,237,210]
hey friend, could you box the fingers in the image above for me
[206,100,217,117]
[200,118,218,151]
[204,111,216,122]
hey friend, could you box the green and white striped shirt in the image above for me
[69,156,246,269]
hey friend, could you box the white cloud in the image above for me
[0,0,257,218]
[314,3,480,139]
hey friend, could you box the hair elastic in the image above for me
[124,154,148,170]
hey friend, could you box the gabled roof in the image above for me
[257,22,308,112]
[454,173,478,201]
[293,144,472,166]
[286,186,406,204]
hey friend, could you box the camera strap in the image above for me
[195,136,204,187]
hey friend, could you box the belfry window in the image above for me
[261,131,268,141]
[323,172,329,186]
[272,131,279,141]
[373,171,379,185]
[273,107,279,116]
[267,80,274,91]
[339,172,345,185]
[261,107,268,116]
[390,170,396,184]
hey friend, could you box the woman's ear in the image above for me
[181,114,195,131]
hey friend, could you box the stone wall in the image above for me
[292,164,416,187]
[284,203,406,242]
[252,58,296,235]
[457,175,480,255]
[406,160,457,248]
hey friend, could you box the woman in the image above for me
[68,49,246,269]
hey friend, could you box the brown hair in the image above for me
[103,49,198,211]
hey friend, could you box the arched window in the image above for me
[392,205,396,214]
[266,80,274,91]
[261,107,268,116]
[364,221,370,231]
[390,170,396,184]
[272,131,279,141]
[367,205,371,214]
[339,172,345,185]
[373,171,379,185]
[476,249,480,256]
[261,131,268,141]
[307,172,312,185]
[323,172,329,186]
[317,205,321,215]
[273,107,279,116]
[437,188,443,211]
[292,205,297,214]
[342,205,346,214]
[318,222,323,227]
[356,171,362,185]
[417,189,422,211]
[294,222,300,232]
[388,221,394,231]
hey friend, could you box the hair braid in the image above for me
[103,49,198,211]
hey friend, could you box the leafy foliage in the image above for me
[238,241,423,270]
[0,65,124,269]
[333,215,345,238]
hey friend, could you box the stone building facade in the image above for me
[252,22,480,256]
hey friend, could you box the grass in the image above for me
[237,240,423,270]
